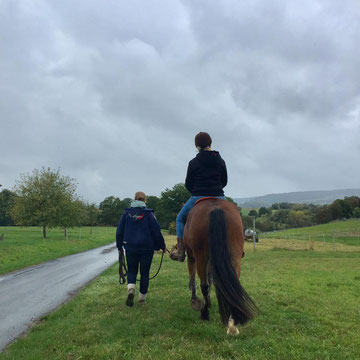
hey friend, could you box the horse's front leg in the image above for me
[188,255,203,311]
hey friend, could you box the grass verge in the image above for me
[0,226,116,274]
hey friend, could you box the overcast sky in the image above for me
[1,0,360,204]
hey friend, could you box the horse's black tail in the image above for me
[209,208,258,326]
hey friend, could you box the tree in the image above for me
[157,183,190,229]
[258,206,272,217]
[0,189,16,226]
[279,202,291,209]
[256,217,275,232]
[11,167,78,239]
[59,200,85,238]
[122,198,132,209]
[248,209,258,218]
[353,208,360,218]
[99,196,122,226]
[98,197,131,226]
[85,203,100,234]
[241,215,253,230]
[329,200,343,220]
[146,195,160,213]
[339,199,353,219]
[315,205,332,224]
[271,209,290,226]
[288,210,312,228]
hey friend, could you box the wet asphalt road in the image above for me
[0,243,118,351]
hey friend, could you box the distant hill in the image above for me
[234,189,360,208]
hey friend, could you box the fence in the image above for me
[260,230,360,250]
[0,226,116,241]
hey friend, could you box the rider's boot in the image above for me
[170,237,186,262]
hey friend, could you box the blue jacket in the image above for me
[116,207,166,251]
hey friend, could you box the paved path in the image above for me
[0,243,118,351]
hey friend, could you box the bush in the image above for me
[256,218,275,232]
[353,208,360,218]
[168,221,176,235]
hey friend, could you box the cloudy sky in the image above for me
[1,0,360,204]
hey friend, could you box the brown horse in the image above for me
[183,198,257,334]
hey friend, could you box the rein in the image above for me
[118,250,165,285]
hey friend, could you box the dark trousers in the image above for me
[126,250,154,294]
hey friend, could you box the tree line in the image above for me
[0,168,236,238]
[1,167,360,237]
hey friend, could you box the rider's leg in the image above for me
[170,196,201,262]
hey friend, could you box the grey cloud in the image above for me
[1,0,360,203]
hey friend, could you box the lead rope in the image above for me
[118,250,128,285]
[118,250,165,285]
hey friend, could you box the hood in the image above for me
[196,150,223,168]
[130,200,146,208]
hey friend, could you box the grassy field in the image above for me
[0,226,116,274]
[261,219,360,246]
[1,235,360,360]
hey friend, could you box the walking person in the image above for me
[170,132,228,262]
[116,191,166,306]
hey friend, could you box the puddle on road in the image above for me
[101,246,117,254]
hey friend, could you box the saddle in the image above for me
[183,197,225,226]
[194,196,221,206]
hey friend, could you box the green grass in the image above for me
[0,226,116,274]
[262,219,360,246]
[1,239,360,360]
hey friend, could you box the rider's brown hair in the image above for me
[195,132,212,149]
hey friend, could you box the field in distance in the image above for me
[261,218,360,247]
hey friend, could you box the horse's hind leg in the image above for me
[188,255,203,311]
[198,261,211,321]
[207,268,213,308]
[200,282,210,320]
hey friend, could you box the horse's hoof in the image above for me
[191,298,203,311]
[226,326,239,335]
[201,308,210,321]
[227,318,239,335]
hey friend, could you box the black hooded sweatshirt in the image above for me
[185,150,227,196]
